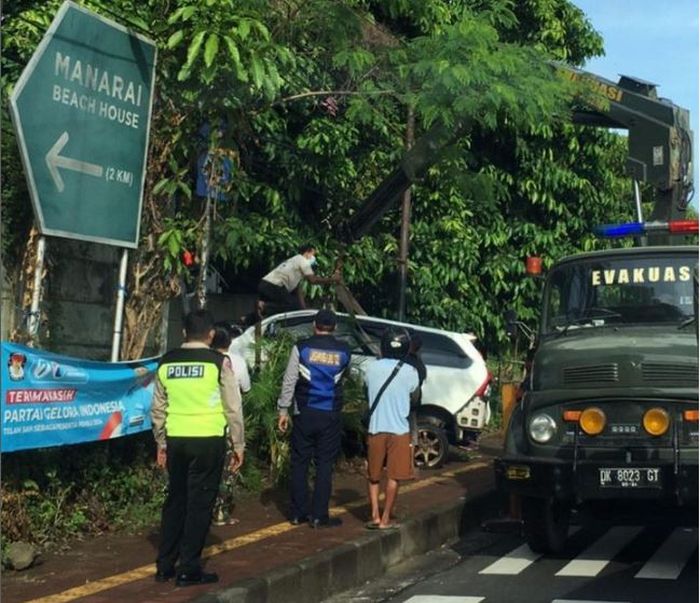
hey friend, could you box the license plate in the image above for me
[599,467,662,489]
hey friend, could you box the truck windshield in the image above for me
[543,255,696,334]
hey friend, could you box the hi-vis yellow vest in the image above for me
[157,347,226,438]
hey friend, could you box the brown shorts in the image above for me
[367,433,414,482]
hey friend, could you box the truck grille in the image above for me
[642,363,699,384]
[563,363,619,385]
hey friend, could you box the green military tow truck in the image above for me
[334,64,698,513]
[495,69,698,553]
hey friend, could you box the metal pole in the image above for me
[633,180,647,246]
[111,248,129,361]
[28,236,46,337]
[633,180,644,222]
[397,108,415,321]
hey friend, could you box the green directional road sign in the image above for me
[9,1,157,248]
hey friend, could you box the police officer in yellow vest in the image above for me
[151,310,245,587]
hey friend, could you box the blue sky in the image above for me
[571,0,699,209]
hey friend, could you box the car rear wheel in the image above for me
[414,418,449,469]
[522,496,570,554]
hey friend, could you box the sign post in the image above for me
[9,1,157,357]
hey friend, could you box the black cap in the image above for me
[314,309,337,328]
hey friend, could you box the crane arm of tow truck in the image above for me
[337,64,693,246]
[555,64,694,223]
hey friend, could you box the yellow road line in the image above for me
[26,461,489,603]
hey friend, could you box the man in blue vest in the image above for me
[277,309,351,528]
[151,310,245,586]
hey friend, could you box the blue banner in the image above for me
[1,343,158,452]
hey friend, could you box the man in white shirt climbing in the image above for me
[245,244,340,324]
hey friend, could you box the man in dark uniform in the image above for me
[151,310,245,586]
[277,309,351,528]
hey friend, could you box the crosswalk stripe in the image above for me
[478,542,541,575]
[403,597,484,603]
[635,526,698,580]
[479,527,580,575]
[555,526,643,577]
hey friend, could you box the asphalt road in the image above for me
[326,502,698,603]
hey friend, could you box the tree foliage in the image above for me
[2,0,641,356]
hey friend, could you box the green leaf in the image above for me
[166,30,184,50]
[128,16,149,31]
[152,178,170,195]
[178,182,192,200]
[223,35,240,64]
[167,236,180,257]
[184,30,206,69]
[237,19,250,40]
[157,231,172,246]
[167,6,186,24]
[204,33,219,67]
[250,55,264,88]
[251,20,270,41]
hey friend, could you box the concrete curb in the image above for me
[195,487,500,603]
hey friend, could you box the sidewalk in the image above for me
[2,447,500,603]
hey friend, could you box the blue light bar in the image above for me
[594,219,699,238]
[593,222,645,237]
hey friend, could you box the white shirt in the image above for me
[262,254,313,292]
[227,350,251,394]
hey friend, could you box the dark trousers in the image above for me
[258,280,301,313]
[157,436,225,574]
[289,408,342,521]
[242,280,302,326]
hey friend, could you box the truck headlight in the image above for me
[529,413,557,443]
[580,407,606,435]
[643,407,670,436]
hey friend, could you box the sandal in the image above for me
[378,523,401,530]
[365,521,380,530]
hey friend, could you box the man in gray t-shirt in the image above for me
[251,244,339,321]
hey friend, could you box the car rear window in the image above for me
[418,332,472,369]
[268,316,473,369]
[357,320,472,369]
[269,315,374,354]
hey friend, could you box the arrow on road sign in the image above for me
[45,131,104,193]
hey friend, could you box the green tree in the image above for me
[2,0,641,357]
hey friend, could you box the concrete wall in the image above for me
[2,238,256,359]
[43,239,120,360]
[165,292,257,350]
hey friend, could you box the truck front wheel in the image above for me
[522,496,570,554]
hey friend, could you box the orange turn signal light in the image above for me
[683,410,699,422]
[643,407,670,436]
[563,410,582,422]
[579,407,606,435]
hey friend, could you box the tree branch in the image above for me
[273,88,395,105]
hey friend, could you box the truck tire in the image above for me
[522,496,570,554]
[415,417,449,469]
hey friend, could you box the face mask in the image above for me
[307,255,317,267]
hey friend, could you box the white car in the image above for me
[230,310,491,468]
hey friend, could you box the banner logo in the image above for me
[7,353,27,381]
